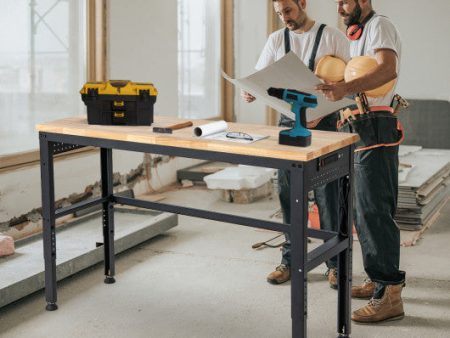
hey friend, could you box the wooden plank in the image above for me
[266,0,280,127]
[87,0,107,82]
[221,0,235,122]
[36,116,359,162]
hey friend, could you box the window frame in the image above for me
[0,0,106,172]
[265,0,281,126]
[0,0,234,171]
[221,0,235,122]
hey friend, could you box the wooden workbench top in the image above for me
[36,116,359,162]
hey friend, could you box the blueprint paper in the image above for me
[223,51,354,122]
[193,121,228,137]
[193,120,268,144]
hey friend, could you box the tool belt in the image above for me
[337,106,404,152]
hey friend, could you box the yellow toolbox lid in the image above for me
[80,80,158,96]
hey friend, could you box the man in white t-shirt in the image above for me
[316,0,405,324]
[242,0,350,289]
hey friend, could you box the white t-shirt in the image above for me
[255,22,350,71]
[350,15,402,106]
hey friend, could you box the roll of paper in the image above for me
[193,120,228,137]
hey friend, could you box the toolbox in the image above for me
[80,80,157,126]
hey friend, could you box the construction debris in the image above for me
[396,146,450,230]
[177,161,234,184]
[0,234,15,257]
[220,181,273,204]
[203,165,276,204]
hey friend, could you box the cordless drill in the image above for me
[267,87,318,147]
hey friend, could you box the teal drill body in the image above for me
[267,87,318,147]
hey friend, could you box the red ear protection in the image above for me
[346,10,375,41]
[346,24,364,40]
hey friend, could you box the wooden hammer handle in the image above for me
[168,121,193,130]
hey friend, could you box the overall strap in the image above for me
[359,11,377,56]
[308,23,326,71]
[284,24,327,69]
[284,27,291,54]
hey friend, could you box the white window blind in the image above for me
[0,0,86,156]
[177,0,221,119]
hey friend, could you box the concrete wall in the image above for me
[399,100,450,149]
[374,0,450,101]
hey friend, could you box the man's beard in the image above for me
[344,3,362,26]
[285,7,306,31]
[286,19,302,30]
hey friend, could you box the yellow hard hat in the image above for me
[314,55,346,83]
[344,56,396,97]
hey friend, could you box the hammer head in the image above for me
[152,127,172,134]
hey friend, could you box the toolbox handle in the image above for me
[109,80,130,88]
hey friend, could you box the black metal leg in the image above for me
[290,165,308,338]
[337,146,354,338]
[39,134,58,311]
[101,148,116,284]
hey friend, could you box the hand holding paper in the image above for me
[222,51,354,122]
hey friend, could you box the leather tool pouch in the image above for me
[338,111,403,151]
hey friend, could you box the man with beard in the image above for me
[316,0,405,324]
[242,0,350,289]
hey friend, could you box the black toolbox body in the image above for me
[80,80,157,126]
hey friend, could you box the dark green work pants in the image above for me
[278,113,339,269]
[354,146,405,286]
[342,110,406,291]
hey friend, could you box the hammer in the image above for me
[393,94,410,115]
[153,121,193,134]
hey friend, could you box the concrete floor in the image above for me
[0,187,449,338]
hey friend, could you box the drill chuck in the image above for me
[267,87,285,100]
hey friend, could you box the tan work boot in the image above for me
[352,279,376,299]
[267,264,290,284]
[352,284,405,324]
[326,268,338,289]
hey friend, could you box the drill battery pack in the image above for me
[80,80,157,126]
[279,131,311,147]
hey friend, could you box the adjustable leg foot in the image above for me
[46,302,58,311]
[104,276,116,284]
[337,335,350,338]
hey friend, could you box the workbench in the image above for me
[37,115,358,338]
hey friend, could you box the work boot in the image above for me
[352,284,405,324]
[352,278,376,299]
[326,268,338,289]
[267,264,290,284]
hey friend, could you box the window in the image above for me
[177,0,221,119]
[0,0,86,156]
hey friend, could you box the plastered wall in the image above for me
[108,0,179,116]
[0,0,188,231]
